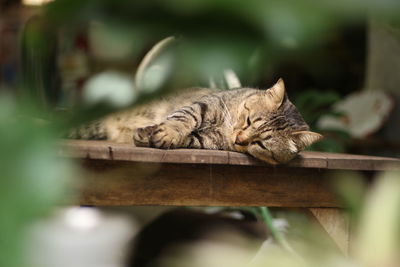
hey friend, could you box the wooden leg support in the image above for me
[308,208,351,255]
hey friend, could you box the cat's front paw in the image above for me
[150,123,183,149]
[134,123,182,149]
[133,125,156,147]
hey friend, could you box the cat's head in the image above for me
[232,79,322,164]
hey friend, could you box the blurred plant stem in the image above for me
[20,14,59,107]
[258,207,299,258]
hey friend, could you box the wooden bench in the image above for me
[60,140,400,253]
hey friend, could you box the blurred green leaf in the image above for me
[0,95,75,267]
[354,171,400,266]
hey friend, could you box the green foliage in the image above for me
[169,172,400,267]
[9,1,400,266]
[39,0,400,96]
[0,96,75,267]
[249,171,400,267]
[20,16,59,106]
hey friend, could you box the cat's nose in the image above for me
[235,133,249,146]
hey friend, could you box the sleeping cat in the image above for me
[70,79,322,164]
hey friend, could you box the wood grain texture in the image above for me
[77,160,339,207]
[61,140,400,171]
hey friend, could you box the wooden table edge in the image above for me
[59,140,400,171]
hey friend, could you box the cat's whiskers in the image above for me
[220,98,234,129]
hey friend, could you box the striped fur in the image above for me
[71,79,322,164]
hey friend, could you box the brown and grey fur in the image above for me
[70,79,322,164]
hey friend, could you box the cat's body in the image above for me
[70,79,322,164]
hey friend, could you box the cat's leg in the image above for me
[181,133,203,149]
[182,131,226,150]
[184,128,229,150]
[134,103,205,149]
[105,114,155,145]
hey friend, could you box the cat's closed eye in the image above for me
[246,117,251,127]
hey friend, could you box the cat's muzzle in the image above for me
[234,133,249,146]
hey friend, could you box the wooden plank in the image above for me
[77,160,339,207]
[309,208,351,255]
[60,140,400,171]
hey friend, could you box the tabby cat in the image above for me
[70,79,322,164]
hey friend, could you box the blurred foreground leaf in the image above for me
[354,171,400,266]
[0,95,76,267]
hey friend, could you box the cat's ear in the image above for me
[267,78,286,109]
[291,131,323,150]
